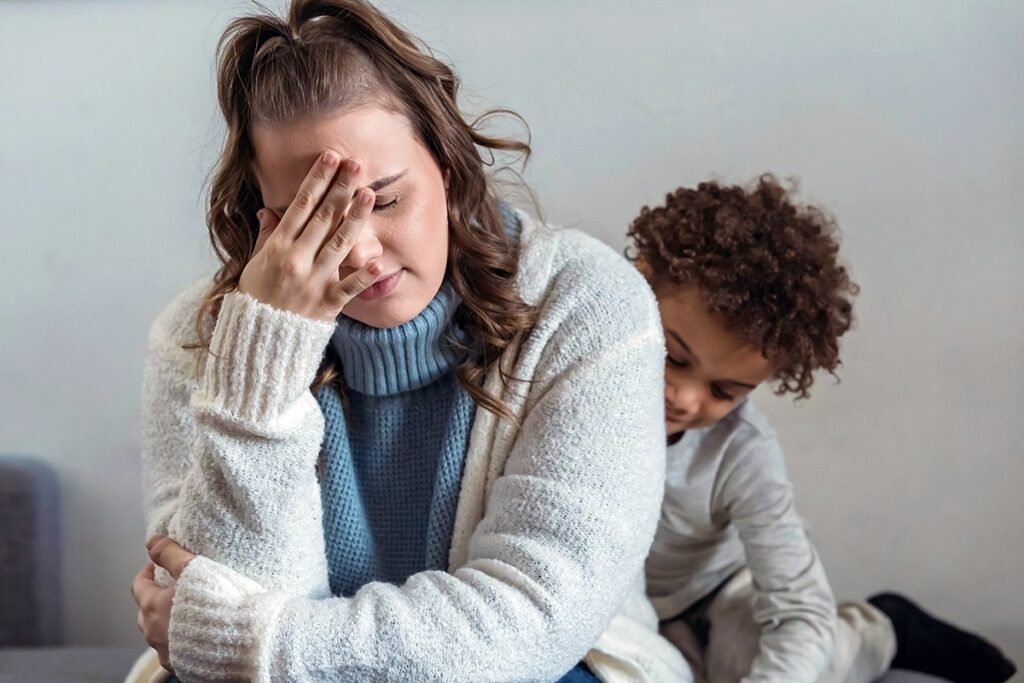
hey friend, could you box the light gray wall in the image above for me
[2,0,1021,665]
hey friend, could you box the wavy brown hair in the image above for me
[187,0,537,420]
[626,174,859,400]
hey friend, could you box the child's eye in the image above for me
[373,196,400,212]
[666,355,690,370]
[711,384,734,402]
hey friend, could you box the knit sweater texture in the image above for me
[136,208,692,682]
[318,280,476,597]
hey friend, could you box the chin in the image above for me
[341,292,427,329]
[341,273,446,329]
[342,301,411,328]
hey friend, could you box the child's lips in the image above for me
[665,405,689,423]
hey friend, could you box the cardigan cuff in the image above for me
[168,555,289,683]
[192,290,336,433]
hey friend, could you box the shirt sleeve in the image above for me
[716,436,838,683]
[140,286,336,596]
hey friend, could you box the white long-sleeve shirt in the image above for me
[132,209,691,683]
[645,398,837,683]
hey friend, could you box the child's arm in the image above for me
[718,436,838,683]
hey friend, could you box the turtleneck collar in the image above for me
[329,281,467,396]
[330,201,521,397]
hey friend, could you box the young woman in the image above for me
[126,1,689,681]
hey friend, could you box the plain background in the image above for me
[2,0,1021,669]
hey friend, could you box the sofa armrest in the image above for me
[0,455,61,646]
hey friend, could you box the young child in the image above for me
[626,175,1016,683]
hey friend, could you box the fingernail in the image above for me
[145,534,161,550]
[257,209,266,222]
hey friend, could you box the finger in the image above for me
[293,157,362,261]
[313,186,375,276]
[275,149,342,243]
[252,208,281,255]
[137,609,146,634]
[130,562,156,604]
[147,537,195,580]
[326,260,383,310]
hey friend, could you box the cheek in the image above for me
[391,190,448,266]
[377,205,446,266]
[703,402,735,424]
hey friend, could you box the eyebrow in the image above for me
[666,328,757,390]
[271,169,408,214]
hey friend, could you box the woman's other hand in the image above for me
[129,535,197,673]
[239,150,382,322]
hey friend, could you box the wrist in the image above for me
[193,289,336,428]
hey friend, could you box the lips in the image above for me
[664,403,689,423]
[357,269,403,300]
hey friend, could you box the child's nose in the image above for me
[666,382,701,416]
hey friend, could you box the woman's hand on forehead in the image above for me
[239,149,382,322]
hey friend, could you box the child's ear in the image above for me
[443,168,450,191]
[634,257,653,279]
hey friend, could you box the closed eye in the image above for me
[374,196,400,212]
[711,384,734,401]
[666,355,690,369]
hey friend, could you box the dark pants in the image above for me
[558,661,599,681]
[665,568,742,649]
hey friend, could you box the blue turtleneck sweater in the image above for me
[314,280,476,598]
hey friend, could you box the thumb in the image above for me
[146,535,196,581]
[253,208,280,255]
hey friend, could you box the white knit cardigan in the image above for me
[126,210,692,683]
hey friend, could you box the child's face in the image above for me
[656,286,775,436]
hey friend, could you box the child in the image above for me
[626,175,1016,683]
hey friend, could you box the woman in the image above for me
[127,1,689,680]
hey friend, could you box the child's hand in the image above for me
[239,150,381,322]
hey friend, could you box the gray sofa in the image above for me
[0,455,946,683]
[0,456,139,682]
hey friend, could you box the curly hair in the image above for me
[626,174,859,400]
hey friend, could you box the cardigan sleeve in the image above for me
[163,264,670,682]
[140,283,336,596]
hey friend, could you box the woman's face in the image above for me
[251,105,449,329]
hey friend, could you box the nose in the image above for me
[665,378,702,418]
[341,224,384,271]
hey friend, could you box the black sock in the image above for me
[867,592,1016,683]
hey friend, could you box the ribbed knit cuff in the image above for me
[194,290,336,430]
[168,555,289,683]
